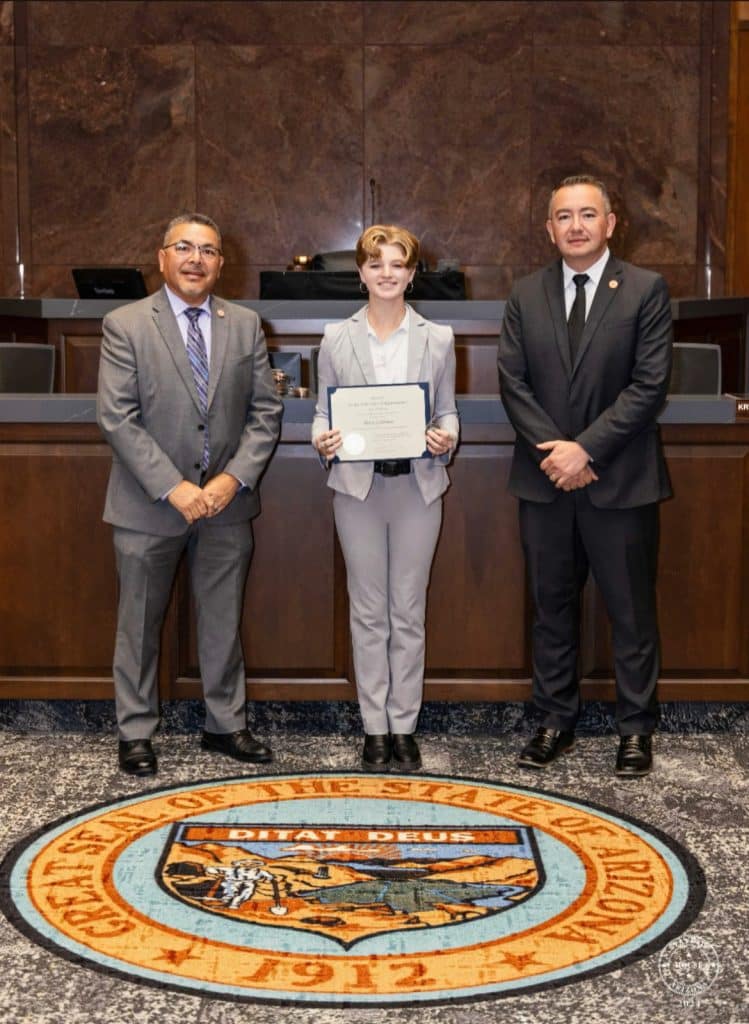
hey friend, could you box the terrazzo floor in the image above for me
[0,700,747,1024]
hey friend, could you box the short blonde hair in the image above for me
[356,224,420,269]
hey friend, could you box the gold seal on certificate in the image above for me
[328,382,431,462]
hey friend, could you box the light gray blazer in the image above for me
[312,305,459,504]
[97,286,282,536]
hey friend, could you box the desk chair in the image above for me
[669,343,722,395]
[0,343,56,392]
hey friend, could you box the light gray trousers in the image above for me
[334,473,442,735]
[112,521,253,740]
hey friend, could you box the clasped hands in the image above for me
[537,439,598,491]
[168,472,240,524]
[314,427,454,462]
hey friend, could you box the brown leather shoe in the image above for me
[201,729,273,764]
[118,739,157,777]
[362,734,391,771]
[391,733,422,773]
[616,734,652,776]
[518,727,575,769]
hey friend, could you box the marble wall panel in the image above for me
[705,0,731,295]
[2,1,731,300]
[197,45,364,266]
[529,45,700,269]
[532,0,701,46]
[26,45,196,269]
[27,1,362,47]
[365,42,532,267]
[0,2,12,44]
[363,1,531,45]
[0,44,17,274]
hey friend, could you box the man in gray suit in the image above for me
[498,176,672,777]
[97,213,282,776]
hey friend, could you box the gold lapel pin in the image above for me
[217,308,225,317]
[609,280,619,289]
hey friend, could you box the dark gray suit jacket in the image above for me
[498,255,673,509]
[97,287,282,536]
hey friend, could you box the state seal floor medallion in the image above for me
[0,772,705,1007]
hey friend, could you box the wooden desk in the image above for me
[1,297,748,395]
[0,396,746,703]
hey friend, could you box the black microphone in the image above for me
[369,178,376,226]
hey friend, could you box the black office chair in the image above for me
[669,343,722,395]
[0,343,56,392]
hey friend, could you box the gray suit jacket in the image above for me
[312,305,459,504]
[97,286,283,536]
[498,256,672,509]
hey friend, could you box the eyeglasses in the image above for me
[163,240,222,260]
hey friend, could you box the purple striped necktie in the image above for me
[184,307,210,470]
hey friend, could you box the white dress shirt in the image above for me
[367,307,410,384]
[165,284,213,361]
[562,247,610,320]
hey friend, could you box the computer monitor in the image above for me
[72,267,148,299]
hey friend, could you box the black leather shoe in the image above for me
[362,734,391,771]
[518,727,575,769]
[616,734,652,776]
[391,733,422,772]
[118,739,157,777]
[201,729,273,764]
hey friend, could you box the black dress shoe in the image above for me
[391,733,422,773]
[119,739,157,777]
[201,729,273,764]
[518,727,575,769]
[616,734,652,776]
[362,734,391,771]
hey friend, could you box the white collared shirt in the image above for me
[367,307,410,385]
[165,284,213,362]
[562,248,610,321]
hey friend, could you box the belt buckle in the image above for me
[376,459,409,477]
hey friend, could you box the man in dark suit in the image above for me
[97,213,282,776]
[498,175,672,776]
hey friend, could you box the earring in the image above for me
[406,281,414,294]
[359,282,367,294]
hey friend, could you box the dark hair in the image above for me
[163,213,222,248]
[548,175,612,217]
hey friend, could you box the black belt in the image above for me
[373,459,411,477]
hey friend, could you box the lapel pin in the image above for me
[217,308,225,317]
[609,280,619,289]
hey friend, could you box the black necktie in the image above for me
[567,273,589,364]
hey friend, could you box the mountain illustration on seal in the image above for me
[158,825,542,948]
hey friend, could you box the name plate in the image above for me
[328,383,430,462]
[726,394,749,419]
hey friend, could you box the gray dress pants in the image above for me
[334,472,442,734]
[112,520,253,740]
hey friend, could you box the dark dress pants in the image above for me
[519,490,660,736]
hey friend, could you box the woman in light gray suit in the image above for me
[312,225,458,773]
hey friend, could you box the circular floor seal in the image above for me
[0,772,705,1006]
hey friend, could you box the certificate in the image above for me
[328,383,430,462]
